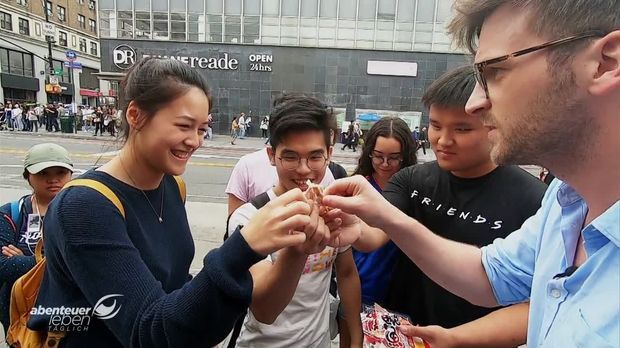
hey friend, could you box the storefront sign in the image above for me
[111,44,272,72]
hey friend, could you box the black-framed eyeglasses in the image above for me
[278,154,328,171]
[473,30,606,99]
[369,153,403,167]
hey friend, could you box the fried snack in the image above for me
[304,180,331,215]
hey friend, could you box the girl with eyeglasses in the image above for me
[351,117,417,306]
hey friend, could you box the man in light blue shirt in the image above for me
[320,0,620,346]
[483,180,619,347]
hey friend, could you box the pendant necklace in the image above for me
[119,157,165,223]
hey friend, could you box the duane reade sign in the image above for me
[112,44,240,71]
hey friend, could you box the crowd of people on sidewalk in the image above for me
[0,102,122,135]
[0,1,618,347]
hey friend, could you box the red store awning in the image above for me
[80,89,101,97]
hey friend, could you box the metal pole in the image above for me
[44,1,55,103]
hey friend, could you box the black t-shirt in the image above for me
[383,161,546,328]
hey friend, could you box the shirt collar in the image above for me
[557,182,620,247]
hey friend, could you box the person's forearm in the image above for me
[451,303,529,347]
[353,222,390,252]
[378,208,497,307]
[250,248,307,324]
[337,269,363,347]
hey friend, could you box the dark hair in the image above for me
[268,94,336,149]
[119,57,212,141]
[422,66,476,109]
[22,170,29,180]
[353,117,417,177]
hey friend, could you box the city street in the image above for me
[0,130,425,274]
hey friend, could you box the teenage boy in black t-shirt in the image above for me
[353,66,547,328]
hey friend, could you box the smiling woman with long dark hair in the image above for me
[352,117,416,306]
[25,58,314,347]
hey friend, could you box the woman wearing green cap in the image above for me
[0,143,73,333]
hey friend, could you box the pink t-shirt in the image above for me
[225,148,335,203]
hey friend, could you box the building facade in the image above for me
[98,0,469,134]
[0,0,109,106]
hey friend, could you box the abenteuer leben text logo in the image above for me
[31,294,124,332]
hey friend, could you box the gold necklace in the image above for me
[119,157,165,223]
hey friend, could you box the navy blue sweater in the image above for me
[28,170,263,347]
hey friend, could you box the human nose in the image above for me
[296,158,313,174]
[436,130,454,147]
[465,82,491,117]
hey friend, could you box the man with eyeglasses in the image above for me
[321,1,620,346]
[226,94,362,348]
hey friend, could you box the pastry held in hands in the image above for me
[304,180,331,215]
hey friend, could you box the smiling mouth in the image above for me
[171,150,192,160]
[294,179,315,189]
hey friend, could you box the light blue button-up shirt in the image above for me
[482,180,619,347]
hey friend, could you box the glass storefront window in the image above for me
[134,0,149,11]
[206,14,223,42]
[243,16,260,44]
[358,0,377,20]
[378,0,395,20]
[320,1,336,18]
[118,11,133,38]
[281,1,298,17]
[243,0,260,15]
[207,0,223,14]
[153,0,168,12]
[262,0,279,16]
[135,11,151,39]
[299,0,316,18]
[397,0,415,21]
[225,0,241,15]
[224,15,241,43]
[171,0,186,13]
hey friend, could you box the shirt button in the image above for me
[550,289,562,298]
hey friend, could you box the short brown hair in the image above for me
[448,0,620,54]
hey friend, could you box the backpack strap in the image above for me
[173,176,186,202]
[10,199,21,223]
[62,179,125,218]
[250,192,271,210]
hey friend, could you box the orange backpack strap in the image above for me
[62,179,126,218]
[173,176,186,202]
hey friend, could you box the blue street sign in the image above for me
[65,50,77,60]
[63,61,82,69]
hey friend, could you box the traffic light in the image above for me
[45,84,62,94]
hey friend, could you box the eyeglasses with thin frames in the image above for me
[278,154,328,171]
[473,30,606,99]
[369,153,403,167]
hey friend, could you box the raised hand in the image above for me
[322,175,394,228]
[323,208,361,248]
[241,188,312,256]
[293,202,331,255]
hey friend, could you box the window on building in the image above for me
[18,18,29,35]
[89,19,96,32]
[135,11,151,38]
[57,5,66,21]
[0,11,12,31]
[58,31,67,46]
[77,0,84,4]
[79,38,87,52]
[17,0,28,6]
[45,1,53,17]
[89,0,96,10]
[78,14,85,29]
[90,41,97,55]
[0,48,34,77]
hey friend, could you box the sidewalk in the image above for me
[0,129,437,162]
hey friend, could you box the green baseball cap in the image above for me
[24,143,74,174]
